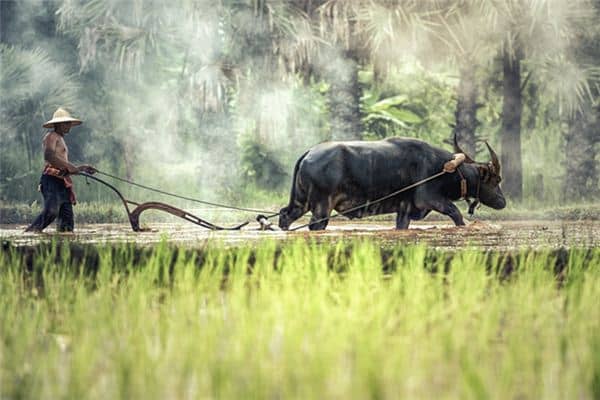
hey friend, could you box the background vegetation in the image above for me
[1,0,599,215]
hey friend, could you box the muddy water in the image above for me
[2,219,598,250]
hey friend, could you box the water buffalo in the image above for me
[278,135,506,230]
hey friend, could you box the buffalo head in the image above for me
[278,204,306,230]
[278,206,293,230]
[453,134,506,210]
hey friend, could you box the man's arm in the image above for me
[43,133,95,174]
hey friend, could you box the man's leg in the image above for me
[57,201,74,232]
[25,177,60,232]
[26,209,57,232]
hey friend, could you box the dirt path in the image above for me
[2,219,598,250]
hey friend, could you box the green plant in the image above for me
[0,240,599,399]
[239,132,288,190]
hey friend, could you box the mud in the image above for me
[1,219,598,250]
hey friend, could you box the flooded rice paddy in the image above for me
[2,219,598,250]
[2,219,599,399]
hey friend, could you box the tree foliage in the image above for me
[1,0,599,205]
[0,44,80,201]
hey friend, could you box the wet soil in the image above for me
[2,219,598,250]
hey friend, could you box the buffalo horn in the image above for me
[452,133,475,163]
[485,141,501,175]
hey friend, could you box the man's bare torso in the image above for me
[43,131,69,168]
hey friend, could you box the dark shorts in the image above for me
[26,175,74,232]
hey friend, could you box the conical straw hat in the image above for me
[43,108,82,128]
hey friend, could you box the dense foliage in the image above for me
[1,0,599,209]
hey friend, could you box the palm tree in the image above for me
[56,0,176,179]
[0,45,78,172]
[56,0,324,190]
[314,0,444,140]
[474,0,596,201]
[353,0,599,204]
[339,1,488,155]
[309,0,364,140]
[431,3,498,157]
[561,0,600,201]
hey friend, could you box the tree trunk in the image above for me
[452,63,479,156]
[122,139,134,181]
[327,50,362,141]
[500,46,524,201]
[0,1,17,45]
[563,105,600,202]
[21,129,33,171]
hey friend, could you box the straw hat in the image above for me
[43,107,82,128]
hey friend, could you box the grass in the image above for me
[0,240,599,399]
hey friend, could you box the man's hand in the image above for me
[77,165,97,174]
[443,153,466,173]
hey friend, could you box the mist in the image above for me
[1,0,599,210]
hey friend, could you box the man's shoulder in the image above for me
[43,131,64,142]
[42,131,61,147]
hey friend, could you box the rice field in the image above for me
[1,239,599,399]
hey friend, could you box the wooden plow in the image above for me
[80,173,249,232]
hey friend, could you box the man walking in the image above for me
[25,108,96,233]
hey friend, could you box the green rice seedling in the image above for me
[0,241,598,399]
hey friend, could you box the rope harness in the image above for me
[456,166,480,216]
[79,155,477,232]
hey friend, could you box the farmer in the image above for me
[25,108,96,233]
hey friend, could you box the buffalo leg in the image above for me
[309,200,331,231]
[428,200,465,226]
[395,211,410,229]
[410,209,431,221]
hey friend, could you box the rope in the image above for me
[289,171,447,231]
[92,169,279,216]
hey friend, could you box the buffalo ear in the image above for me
[478,165,491,183]
[453,133,475,163]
